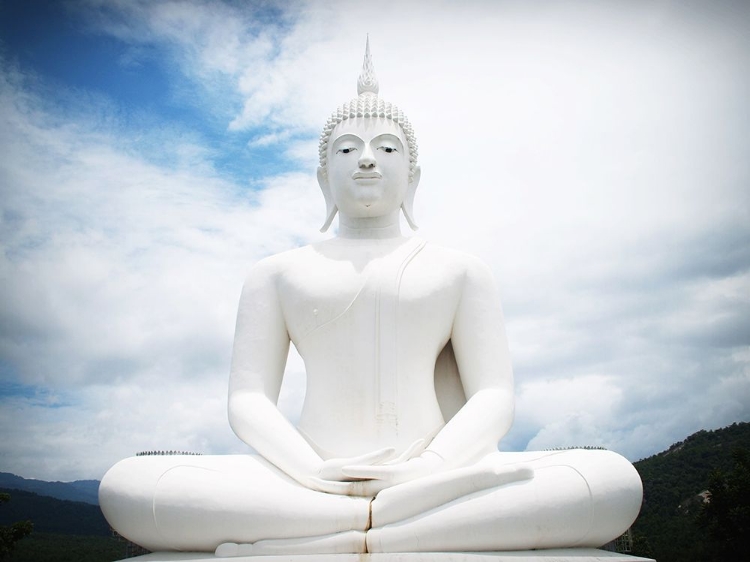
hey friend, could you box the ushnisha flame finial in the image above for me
[357,35,379,96]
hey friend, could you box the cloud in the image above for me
[1,0,749,480]
[0,51,325,478]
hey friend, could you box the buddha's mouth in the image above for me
[353,172,382,180]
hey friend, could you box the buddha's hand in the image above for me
[304,440,432,497]
[341,449,444,489]
[317,447,396,482]
[304,447,395,496]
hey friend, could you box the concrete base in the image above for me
[122,549,655,562]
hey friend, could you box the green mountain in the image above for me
[0,489,124,562]
[631,421,750,561]
[0,473,99,506]
[0,488,109,536]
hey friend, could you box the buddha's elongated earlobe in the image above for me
[317,167,338,232]
[402,166,421,231]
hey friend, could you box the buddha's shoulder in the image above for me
[243,246,317,280]
[244,240,492,279]
[418,241,494,275]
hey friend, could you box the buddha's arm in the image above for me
[344,256,514,484]
[228,259,323,484]
[425,257,514,465]
[228,259,396,493]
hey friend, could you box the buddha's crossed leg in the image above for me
[214,449,641,556]
[100,450,641,555]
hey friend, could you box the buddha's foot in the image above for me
[215,543,244,557]
[214,530,367,557]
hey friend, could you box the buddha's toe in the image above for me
[216,542,258,557]
[215,542,243,557]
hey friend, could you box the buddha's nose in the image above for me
[358,144,376,168]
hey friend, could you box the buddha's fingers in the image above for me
[385,439,426,465]
[342,451,441,482]
[342,465,397,480]
[351,447,398,466]
[308,476,383,497]
[215,542,248,557]
[318,447,396,481]
[371,462,534,527]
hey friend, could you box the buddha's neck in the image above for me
[337,212,402,240]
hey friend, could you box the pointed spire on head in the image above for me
[357,35,379,96]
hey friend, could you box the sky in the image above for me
[0,0,748,482]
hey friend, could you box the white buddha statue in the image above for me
[99,41,643,557]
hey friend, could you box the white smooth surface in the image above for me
[100,43,644,555]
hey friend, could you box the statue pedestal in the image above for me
[121,549,655,561]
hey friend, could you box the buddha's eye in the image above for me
[378,146,398,154]
[336,147,357,154]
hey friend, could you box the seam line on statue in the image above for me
[376,238,426,414]
[295,280,370,346]
[153,464,216,548]
[395,239,426,294]
[296,238,425,347]
[550,464,595,546]
[366,498,373,533]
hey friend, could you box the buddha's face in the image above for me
[324,117,412,219]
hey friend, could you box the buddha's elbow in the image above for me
[472,387,514,429]
[227,389,266,437]
[227,391,247,433]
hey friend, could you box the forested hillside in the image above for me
[0,489,109,536]
[0,489,123,562]
[0,474,99,505]
[631,421,750,561]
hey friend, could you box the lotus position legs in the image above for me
[99,449,641,554]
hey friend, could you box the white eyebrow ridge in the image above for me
[331,133,364,146]
[372,133,404,149]
[331,133,404,149]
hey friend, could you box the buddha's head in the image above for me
[317,38,420,232]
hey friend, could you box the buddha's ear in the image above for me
[317,166,338,233]
[402,165,421,231]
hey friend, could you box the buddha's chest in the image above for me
[276,245,463,347]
